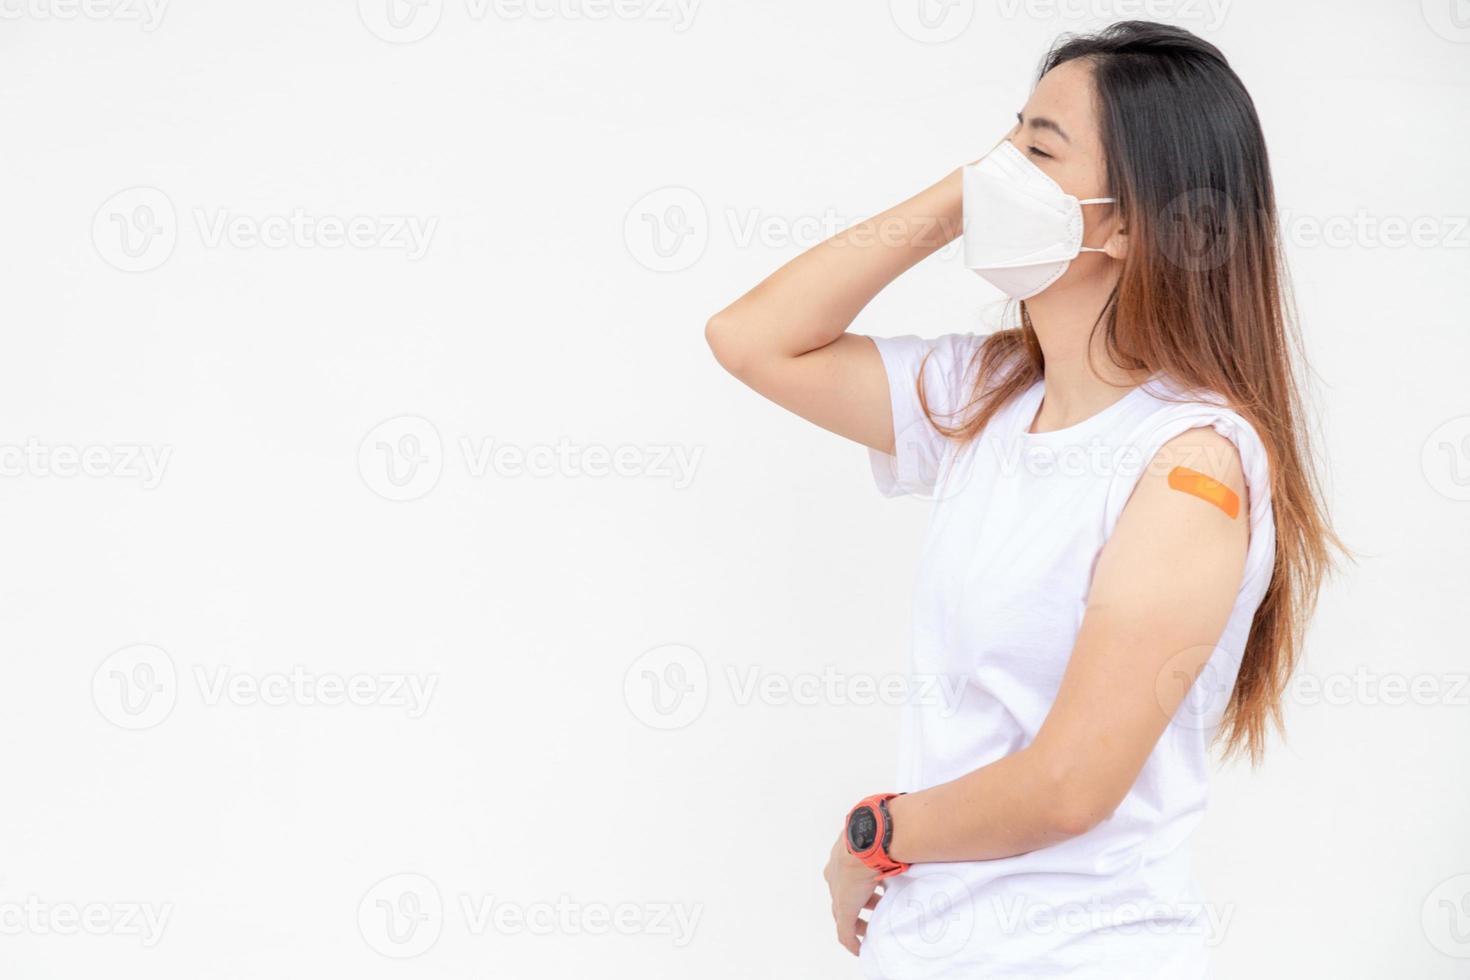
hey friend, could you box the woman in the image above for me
[705,21,1337,979]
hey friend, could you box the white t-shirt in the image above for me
[859,333,1277,980]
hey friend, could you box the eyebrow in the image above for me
[1017,111,1071,144]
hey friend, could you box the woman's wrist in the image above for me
[884,790,919,865]
[843,793,912,877]
[910,168,964,250]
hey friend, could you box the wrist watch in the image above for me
[844,793,909,879]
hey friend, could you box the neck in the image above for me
[1023,269,1150,432]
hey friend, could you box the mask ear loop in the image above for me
[1077,197,1117,253]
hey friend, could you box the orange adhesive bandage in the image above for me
[1167,466,1240,520]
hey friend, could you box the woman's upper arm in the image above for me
[708,329,897,454]
[1029,426,1251,829]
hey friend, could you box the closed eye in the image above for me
[1027,145,1053,160]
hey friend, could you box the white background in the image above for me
[0,0,1467,976]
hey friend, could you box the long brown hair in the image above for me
[923,22,1340,762]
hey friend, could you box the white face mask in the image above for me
[962,140,1116,300]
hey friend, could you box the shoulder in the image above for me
[1126,377,1266,482]
[1150,426,1246,509]
[1103,376,1272,540]
[1105,424,1249,601]
[1121,429,1249,561]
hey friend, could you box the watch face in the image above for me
[847,805,879,852]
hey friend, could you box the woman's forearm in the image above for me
[884,745,1107,864]
[706,169,962,364]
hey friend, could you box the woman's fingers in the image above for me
[824,834,886,957]
[855,884,884,939]
[834,883,885,955]
[834,893,864,955]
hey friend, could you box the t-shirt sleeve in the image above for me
[867,333,985,498]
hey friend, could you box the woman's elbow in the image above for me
[1034,754,1122,839]
[705,313,751,378]
[1046,794,1114,839]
